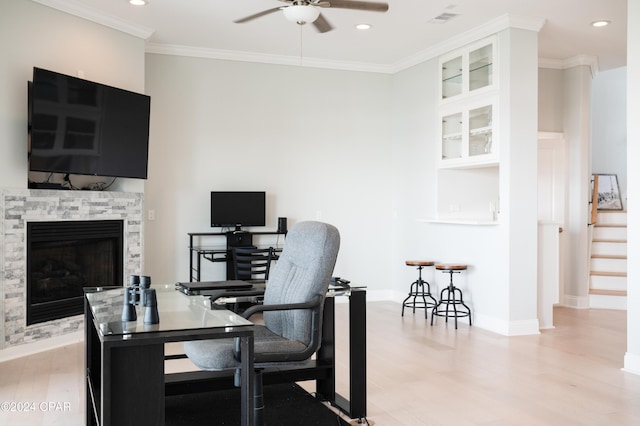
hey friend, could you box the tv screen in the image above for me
[29,67,150,179]
[211,191,266,229]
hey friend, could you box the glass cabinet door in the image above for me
[468,105,493,157]
[441,56,462,99]
[441,112,463,160]
[440,38,494,101]
[469,44,493,92]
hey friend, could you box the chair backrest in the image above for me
[263,221,340,347]
[232,247,274,281]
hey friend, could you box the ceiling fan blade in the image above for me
[313,13,333,33]
[327,0,389,12]
[233,7,283,24]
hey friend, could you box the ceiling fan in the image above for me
[233,0,390,33]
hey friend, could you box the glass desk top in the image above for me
[85,285,253,337]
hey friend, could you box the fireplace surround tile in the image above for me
[0,189,144,350]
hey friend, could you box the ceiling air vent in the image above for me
[429,12,459,24]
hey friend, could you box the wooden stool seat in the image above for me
[435,264,467,271]
[431,263,472,329]
[406,260,435,267]
[401,260,437,318]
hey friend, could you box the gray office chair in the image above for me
[184,221,340,425]
[232,246,274,281]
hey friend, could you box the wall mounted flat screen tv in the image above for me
[211,191,266,230]
[28,67,151,179]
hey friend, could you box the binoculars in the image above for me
[122,275,160,324]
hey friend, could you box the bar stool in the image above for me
[401,260,437,318]
[431,264,472,329]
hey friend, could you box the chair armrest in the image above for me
[233,294,327,363]
[241,294,324,319]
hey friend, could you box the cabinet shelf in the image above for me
[469,126,492,136]
[443,132,463,140]
[469,61,492,74]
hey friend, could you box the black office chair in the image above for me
[184,221,340,426]
[232,247,274,281]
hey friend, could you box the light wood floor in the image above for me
[1,303,640,425]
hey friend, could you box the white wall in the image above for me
[0,0,146,192]
[539,68,564,132]
[389,59,439,298]
[143,54,394,292]
[591,67,627,206]
[625,0,640,375]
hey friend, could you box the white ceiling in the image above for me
[34,0,628,73]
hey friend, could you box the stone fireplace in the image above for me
[0,189,143,350]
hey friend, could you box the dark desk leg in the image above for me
[317,291,367,420]
[84,299,99,426]
[239,334,255,426]
[349,289,367,419]
[101,343,164,425]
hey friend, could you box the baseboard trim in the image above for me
[475,314,540,336]
[623,352,640,376]
[562,294,590,309]
[0,329,84,363]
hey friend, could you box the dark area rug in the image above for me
[166,382,349,425]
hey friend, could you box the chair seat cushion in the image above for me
[184,325,308,371]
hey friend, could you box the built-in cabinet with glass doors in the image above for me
[434,36,500,223]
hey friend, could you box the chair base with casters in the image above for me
[431,264,472,329]
[401,260,437,318]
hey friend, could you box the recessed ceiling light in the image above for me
[355,24,371,30]
[129,0,147,6]
[592,20,610,27]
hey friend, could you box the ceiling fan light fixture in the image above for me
[283,5,320,25]
[355,23,372,30]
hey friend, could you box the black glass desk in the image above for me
[84,286,255,426]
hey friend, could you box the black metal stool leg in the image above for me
[402,263,436,318]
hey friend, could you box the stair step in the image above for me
[590,273,627,291]
[593,226,627,240]
[589,289,627,296]
[590,257,627,273]
[590,271,627,277]
[591,254,627,260]
[589,292,627,310]
[591,241,627,256]
[596,212,627,226]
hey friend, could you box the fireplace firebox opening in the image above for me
[27,220,124,325]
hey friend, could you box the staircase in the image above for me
[589,210,627,309]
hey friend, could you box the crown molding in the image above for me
[539,55,600,76]
[32,0,154,40]
[145,43,395,74]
